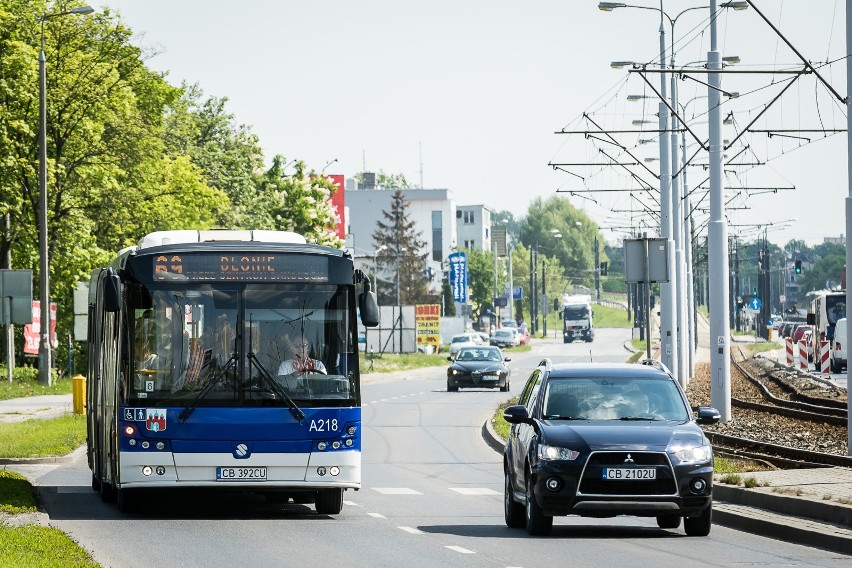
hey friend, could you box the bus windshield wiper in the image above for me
[248,351,305,422]
[179,355,234,421]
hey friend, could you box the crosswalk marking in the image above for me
[448,487,500,495]
[372,487,423,495]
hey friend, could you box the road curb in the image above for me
[482,417,505,455]
[713,483,852,527]
[0,444,85,466]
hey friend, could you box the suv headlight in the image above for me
[537,444,580,461]
[670,442,712,464]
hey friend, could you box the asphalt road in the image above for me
[9,329,849,567]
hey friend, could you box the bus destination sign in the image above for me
[152,253,330,282]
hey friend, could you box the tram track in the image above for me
[685,353,849,463]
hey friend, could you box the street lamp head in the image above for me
[627,94,653,102]
[722,55,741,65]
[598,2,627,11]
[70,6,95,15]
[610,61,636,69]
[631,119,654,126]
[721,1,749,10]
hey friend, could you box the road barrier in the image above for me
[786,337,794,366]
[819,341,831,374]
[798,339,809,371]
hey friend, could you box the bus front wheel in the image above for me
[315,488,343,514]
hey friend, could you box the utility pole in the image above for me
[594,236,601,302]
[657,19,678,381]
[708,0,732,421]
[542,262,547,337]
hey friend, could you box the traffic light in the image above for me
[599,261,608,276]
[794,260,802,274]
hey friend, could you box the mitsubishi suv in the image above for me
[503,359,720,536]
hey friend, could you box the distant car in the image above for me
[449,333,481,356]
[503,359,720,537]
[831,317,847,373]
[490,329,516,348]
[446,346,511,392]
[516,326,531,346]
[792,324,812,344]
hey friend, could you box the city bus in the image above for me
[86,230,379,513]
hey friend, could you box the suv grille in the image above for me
[578,451,677,496]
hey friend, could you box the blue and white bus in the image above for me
[86,230,379,513]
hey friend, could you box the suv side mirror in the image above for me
[696,406,721,425]
[503,404,531,424]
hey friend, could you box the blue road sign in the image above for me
[513,286,523,300]
[747,297,762,311]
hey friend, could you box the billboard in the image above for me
[23,301,57,356]
[326,174,346,241]
[415,304,441,350]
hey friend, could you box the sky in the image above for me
[95,0,849,248]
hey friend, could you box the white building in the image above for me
[456,204,492,252]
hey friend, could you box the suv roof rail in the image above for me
[538,358,553,371]
[639,358,673,376]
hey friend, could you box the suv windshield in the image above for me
[125,283,356,407]
[541,376,689,421]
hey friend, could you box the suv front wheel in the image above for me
[683,502,712,536]
[525,476,553,535]
[504,471,524,528]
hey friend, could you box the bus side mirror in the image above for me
[806,313,815,325]
[103,273,121,313]
[359,290,380,328]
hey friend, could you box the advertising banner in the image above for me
[23,301,57,356]
[415,304,441,350]
[448,252,468,304]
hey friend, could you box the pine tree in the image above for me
[371,190,430,305]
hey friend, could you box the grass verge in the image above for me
[593,304,632,328]
[361,352,447,373]
[0,368,71,401]
[746,341,782,355]
[0,525,98,567]
[0,471,98,567]
[0,470,37,514]
[0,414,86,459]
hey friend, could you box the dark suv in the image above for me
[503,359,720,536]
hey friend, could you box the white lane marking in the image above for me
[367,512,386,518]
[343,500,360,507]
[372,487,423,495]
[379,398,388,401]
[398,526,424,535]
[445,546,475,554]
[448,487,500,495]
[369,401,379,404]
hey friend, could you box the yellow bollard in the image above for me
[72,374,86,415]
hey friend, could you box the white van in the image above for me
[830,317,847,373]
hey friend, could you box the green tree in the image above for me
[250,155,343,247]
[372,189,430,305]
[519,196,603,288]
[163,83,264,227]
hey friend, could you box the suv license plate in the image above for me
[603,467,655,480]
[216,467,267,481]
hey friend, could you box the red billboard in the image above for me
[326,174,346,240]
[23,301,57,356]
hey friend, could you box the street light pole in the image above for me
[708,0,731,421]
[37,5,94,386]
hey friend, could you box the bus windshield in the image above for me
[564,306,589,319]
[126,283,356,407]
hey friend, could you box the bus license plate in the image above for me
[603,468,655,480]
[216,467,267,481]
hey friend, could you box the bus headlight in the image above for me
[142,466,152,476]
